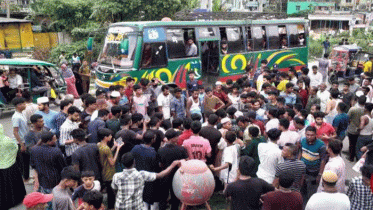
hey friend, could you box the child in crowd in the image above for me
[72,171,101,206]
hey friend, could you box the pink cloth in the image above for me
[65,76,79,98]
[182,136,212,162]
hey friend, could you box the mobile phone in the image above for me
[115,137,124,146]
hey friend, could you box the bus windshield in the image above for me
[99,26,137,69]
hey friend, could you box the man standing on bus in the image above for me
[186,38,197,57]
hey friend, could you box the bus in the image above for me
[95,18,308,89]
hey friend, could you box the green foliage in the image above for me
[309,39,323,59]
[212,0,222,12]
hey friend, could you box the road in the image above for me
[9,61,360,209]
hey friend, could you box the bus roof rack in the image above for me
[174,11,287,21]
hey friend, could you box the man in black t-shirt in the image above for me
[225,156,275,210]
[199,114,222,165]
[115,114,146,155]
[158,129,188,210]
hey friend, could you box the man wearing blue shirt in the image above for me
[280,83,297,105]
[35,97,58,133]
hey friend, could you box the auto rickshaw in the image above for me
[328,45,369,83]
[0,58,66,117]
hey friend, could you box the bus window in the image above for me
[288,24,301,48]
[246,27,253,51]
[278,25,288,49]
[141,42,167,68]
[267,25,280,50]
[226,27,245,53]
[252,26,266,51]
[166,29,186,58]
[297,24,306,46]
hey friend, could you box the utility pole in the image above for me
[6,0,10,18]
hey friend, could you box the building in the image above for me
[0,17,33,52]
[287,0,335,15]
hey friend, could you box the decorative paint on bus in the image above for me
[95,47,307,89]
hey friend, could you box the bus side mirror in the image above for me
[120,39,129,55]
[87,37,93,51]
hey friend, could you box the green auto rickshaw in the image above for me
[0,58,66,117]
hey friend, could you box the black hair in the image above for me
[225,131,236,144]
[60,99,73,110]
[191,113,202,121]
[172,118,183,129]
[68,106,81,115]
[268,109,278,118]
[247,110,256,120]
[286,108,296,119]
[284,143,298,157]
[148,116,160,127]
[226,107,237,116]
[188,71,195,75]
[208,114,219,125]
[330,90,340,99]
[97,128,113,141]
[12,97,26,106]
[40,131,55,143]
[311,104,321,111]
[71,129,86,142]
[120,114,132,126]
[294,117,305,126]
[267,128,282,141]
[191,120,202,134]
[121,152,135,168]
[337,102,348,113]
[249,126,259,137]
[279,172,295,188]
[328,139,342,155]
[215,109,227,118]
[161,85,169,92]
[361,165,373,179]
[239,156,255,176]
[85,96,97,108]
[365,103,373,113]
[279,118,290,129]
[236,116,249,123]
[98,109,110,118]
[174,87,182,93]
[30,114,43,124]
[81,93,92,102]
[111,106,122,116]
[132,113,143,124]
[95,89,106,97]
[61,166,80,181]
[301,67,309,75]
[285,82,294,89]
[81,171,95,178]
[306,125,317,133]
[82,190,103,209]
[121,105,130,115]
[22,91,32,101]
[294,104,303,112]
[226,79,233,85]
[140,78,149,86]
[133,84,141,91]
[358,95,367,106]
[277,97,285,105]
[183,118,193,130]
[143,130,155,144]
[313,111,325,119]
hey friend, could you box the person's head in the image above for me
[337,102,348,113]
[319,83,327,92]
[285,82,294,93]
[279,172,295,189]
[120,114,132,127]
[40,131,57,146]
[95,89,106,99]
[60,166,80,188]
[121,152,135,169]
[81,171,95,189]
[126,77,135,87]
[294,117,305,130]
[238,156,255,176]
[267,128,282,142]
[139,78,150,89]
[23,192,53,210]
[327,139,342,156]
[190,120,202,134]
[30,114,44,129]
[348,77,355,85]
[67,106,81,122]
[236,116,249,128]
[9,68,16,76]
[174,87,182,99]
[23,91,32,102]
[111,106,122,118]
[205,87,213,97]
[361,165,373,186]
[365,103,373,113]
[225,131,236,144]
[165,129,181,143]
[282,143,298,159]
[81,190,103,210]
[188,71,195,81]
[12,97,26,111]
[60,99,73,113]
[215,81,223,91]
[321,170,338,188]
[284,108,295,121]
[37,97,50,111]
[249,126,259,138]
[208,113,219,125]
[279,118,290,131]
[221,117,232,130]
[161,85,170,95]
[143,130,155,145]
[191,113,202,121]
[133,84,142,95]
[183,118,193,130]
[301,67,309,75]
[187,38,194,45]
[358,95,367,106]
[305,126,317,144]
[85,97,97,111]
[314,112,325,125]
[132,113,143,125]
[330,90,340,99]
[310,104,321,114]
[172,118,183,129]
[98,109,110,121]
[71,129,87,143]
[97,128,113,143]
[312,65,318,74]
[267,108,278,119]
[246,110,257,122]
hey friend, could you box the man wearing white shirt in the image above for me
[308,65,323,88]
[317,83,330,112]
[266,109,280,132]
[157,85,172,120]
[277,118,300,148]
[8,69,23,100]
[257,128,283,183]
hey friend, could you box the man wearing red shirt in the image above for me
[177,118,193,146]
[124,77,135,102]
[311,111,336,145]
[213,81,232,109]
[247,111,265,135]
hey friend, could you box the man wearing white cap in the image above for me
[214,81,231,109]
[35,97,58,132]
[107,91,120,110]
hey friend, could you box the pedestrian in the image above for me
[61,64,79,98]
[306,170,350,210]
[322,37,330,55]
[308,65,323,89]
[0,123,26,209]
[23,192,53,210]
[311,111,336,145]
[318,53,330,83]
[347,95,366,161]
[171,87,186,119]
[87,109,109,144]
[35,97,58,132]
[277,118,300,148]
[347,165,373,210]
[52,166,81,210]
[24,114,49,150]
[22,91,39,125]
[78,190,104,210]
[332,102,349,141]
[356,103,373,159]
[182,121,212,162]
[54,100,73,137]
[71,171,101,206]
[241,126,266,176]
[79,60,91,94]
[157,85,172,120]
[59,106,81,164]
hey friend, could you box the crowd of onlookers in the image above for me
[2,54,373,210]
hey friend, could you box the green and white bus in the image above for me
[95,18,308,89]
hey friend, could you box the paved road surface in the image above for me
[8,61,360,209]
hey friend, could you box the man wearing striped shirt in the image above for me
[60,106,81,164]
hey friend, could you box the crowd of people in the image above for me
[2,53,373,210]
